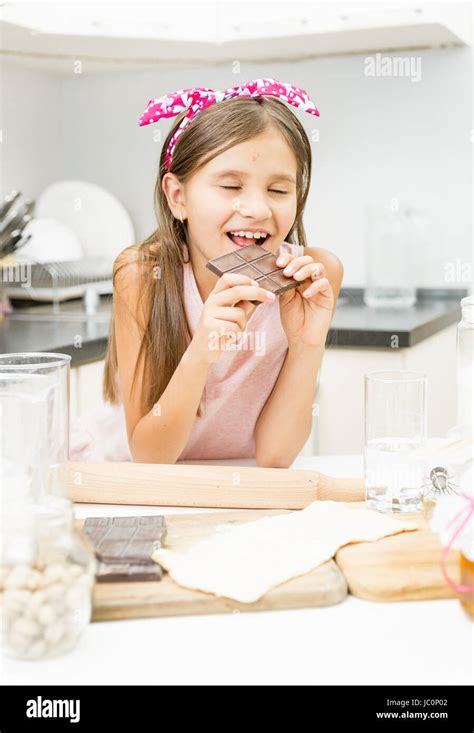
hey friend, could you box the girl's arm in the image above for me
[254,249,343,468]
[254,342,325,468]
[113,253,211,464]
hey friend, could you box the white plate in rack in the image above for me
[36,180,135,260]
[15,218,83,263]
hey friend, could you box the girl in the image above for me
[70,79,343,467]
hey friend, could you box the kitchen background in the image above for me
[0,0,472,457]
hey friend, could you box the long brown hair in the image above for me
[103,95,313,418]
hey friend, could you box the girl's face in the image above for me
[165,126,298,263]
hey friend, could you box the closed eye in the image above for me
[221,186,288,194]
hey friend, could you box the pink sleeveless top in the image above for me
[177,242,304,460]
[69,243,303,463]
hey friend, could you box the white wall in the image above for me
[0,62,63,202]
[1,45,472,288]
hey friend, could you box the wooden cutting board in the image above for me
[77,510,348,621]
[335,501,460,602]
[78,500,460,621]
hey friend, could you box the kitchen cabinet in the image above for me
[1,4,471,75]
[71,358,106,419]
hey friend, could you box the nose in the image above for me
[234,190,273,220]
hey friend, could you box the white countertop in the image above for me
[1,455,473,686]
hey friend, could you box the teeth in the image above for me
[229,231,267,239]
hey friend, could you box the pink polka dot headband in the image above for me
[138,78,320,172]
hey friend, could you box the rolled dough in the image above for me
[152,500,418,603]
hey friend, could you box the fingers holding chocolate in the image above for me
[302,276,333,303]
[291,261,324,283]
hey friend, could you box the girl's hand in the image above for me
[189,272,276,365]
[275,251,335,348]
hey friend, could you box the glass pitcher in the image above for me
[363,200,418,308]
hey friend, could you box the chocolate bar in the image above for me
[83,516,167,563]
[206,243,301,304]
[95,561,163,583]
[83,516,167,582]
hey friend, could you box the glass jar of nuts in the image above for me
[0,495,96,660]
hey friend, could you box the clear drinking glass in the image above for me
[0,353,71,504]
[364,370,427,513]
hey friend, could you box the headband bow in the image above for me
[138,78,320,171]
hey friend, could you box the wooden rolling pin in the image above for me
[68,462,364,509]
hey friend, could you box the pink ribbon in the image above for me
[138,78,320,171]
[440,492,474,593]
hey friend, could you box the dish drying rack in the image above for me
[2,257,114,310]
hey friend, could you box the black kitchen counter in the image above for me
[0,295,112,366]
[327,287,468,347]
[0,287,468,365]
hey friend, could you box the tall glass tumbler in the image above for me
[364,370,427,513]
[0,353,71,506]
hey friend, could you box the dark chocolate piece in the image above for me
[95,561,163,583]
[206,243,301,304]
[83,515,167,564]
